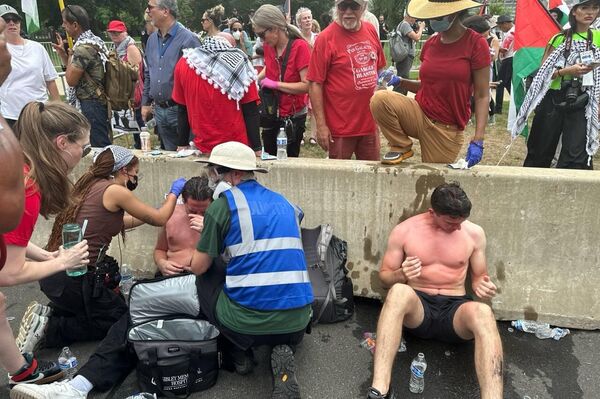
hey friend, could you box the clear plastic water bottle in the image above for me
[534,326,570,340]
[120,264,134,300]
[276,128,287,160]
[58,346,78,380]
[140,128,151,152]
[511,320,550,334]
[409,352,427,394]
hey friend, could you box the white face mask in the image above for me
[232,31,241,40]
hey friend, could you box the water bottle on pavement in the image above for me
[534,326,571,340]
[409,352,427,394]
[120,264,134,300]
[58,347,78,380]
[276,127,288,160]
[511,320,550,334]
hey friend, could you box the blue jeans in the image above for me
[80,99,111,148]
[154,105,179,151]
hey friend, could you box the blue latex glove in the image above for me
[378,69,401,87]
[465,140,484,167]
[169,177,187,197]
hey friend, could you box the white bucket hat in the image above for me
[195,141,268,173]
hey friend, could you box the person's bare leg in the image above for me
[454,302,503,399]
[0,292,28,373]
[371,284,424,395]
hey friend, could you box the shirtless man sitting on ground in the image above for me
[367,182,503,399]
[154,176,212,276]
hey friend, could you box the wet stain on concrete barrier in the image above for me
[399,172,447,224]
[370,270,386,299]
[363,237,381,264]
[523,305,538,321]
[496,261,506,282]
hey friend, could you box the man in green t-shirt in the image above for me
[191,141,313,399]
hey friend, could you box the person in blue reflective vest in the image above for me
[191,141,313,399]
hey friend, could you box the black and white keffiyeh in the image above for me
[512,39,600,160]
[68,30,109,107]
[182,37,257,105]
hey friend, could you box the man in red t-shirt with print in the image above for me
[307,0,386,160]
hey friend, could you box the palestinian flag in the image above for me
[508,0,561,136]
[549,0,570,27]
[21,0,39,34]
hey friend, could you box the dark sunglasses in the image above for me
[2,15,20,23]
[337,2,361,11]
[82,144,92,158]
[255,27,272,39]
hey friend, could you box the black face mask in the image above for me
[126,174,138,191]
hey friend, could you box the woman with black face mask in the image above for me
[25,146,186,350]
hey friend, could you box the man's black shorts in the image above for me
[403,290,472,344]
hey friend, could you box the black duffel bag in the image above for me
[129,318,219,397]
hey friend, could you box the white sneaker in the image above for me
[16,302,51,347]
[16,313,48,353]
[10,380,87,399]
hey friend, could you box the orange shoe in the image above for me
[382,150,414,165]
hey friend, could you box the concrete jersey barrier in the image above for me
[31,153,600,329]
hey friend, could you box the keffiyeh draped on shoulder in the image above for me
[182,37,257,104]
[512,39,600,159]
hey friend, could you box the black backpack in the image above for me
[301,225,354,324]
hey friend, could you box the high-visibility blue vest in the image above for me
[222,180,313,311]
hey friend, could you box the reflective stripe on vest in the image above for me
[223,180,313,311]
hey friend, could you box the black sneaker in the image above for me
[271,345,300,399]
[8,352,64,386]
[367,387,397,399]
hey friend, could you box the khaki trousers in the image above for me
[370,90,464,163]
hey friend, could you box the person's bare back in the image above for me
[380,212,487,296]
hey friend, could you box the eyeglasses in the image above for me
[2,15,20,23]
[82,144,91,158]
[255,27,272,39]
[337,2,362,11]
[201,18,209,23]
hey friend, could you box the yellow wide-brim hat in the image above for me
[407,0,482,19]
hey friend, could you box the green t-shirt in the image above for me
[549,30,600,90]
[197,193,312,335]
[71,44,106,102]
